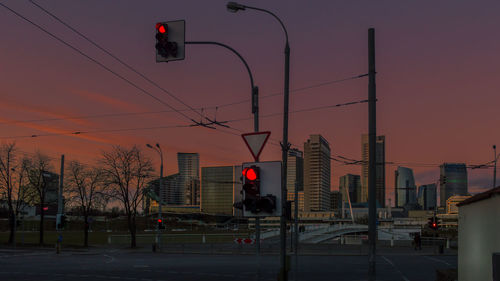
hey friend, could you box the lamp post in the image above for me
[147,143,164,250]
[227,3,290,280]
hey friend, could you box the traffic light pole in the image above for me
[157,152,163,250]
[368,28,377,281]
[185,40,261,256]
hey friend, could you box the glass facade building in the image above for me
[201,166,236,216]
[417,183,437,210]
[339,174,361,205]
[394,166,417,207]
[440,163,468,207]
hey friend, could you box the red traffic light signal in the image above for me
[154,20,185,62]
[155,23,167,34]
[242,167,258,181]
[428,216,440,230]
[157,219,162,223]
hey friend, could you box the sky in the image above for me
[1,0,500,206]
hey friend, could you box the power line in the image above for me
[225,99,369,123]
[216,73,368,109]
[0,81,369,127]
[29,0,204,119]
[0,124,192,140]
[0,2,195,123]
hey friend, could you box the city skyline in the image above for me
[1,0,499,209]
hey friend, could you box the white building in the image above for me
[458,187,500,281]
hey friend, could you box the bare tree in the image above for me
[66,161,107,247]
[0,143,30,244]
[101,145,153,248]
[25,152,53,245]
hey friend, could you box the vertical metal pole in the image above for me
[368,28,377,281]
[280,42,290,281]
[294,180,299,281]
[157,154,163,250]
[57,155,64,228]
[254,86,261,257]
[493,145,497,188]
[294,180,299,252]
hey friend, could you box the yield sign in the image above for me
[241,131,271,162]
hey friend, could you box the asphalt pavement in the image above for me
[0,248,456,281]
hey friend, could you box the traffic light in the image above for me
[155,20,185,62]
[428,216,439,230]
[237,161,282,217]
[157,218,165,230]
[242,166,260,213]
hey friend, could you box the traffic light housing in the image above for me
[237,162,281,217]
[428,216,439,230]
[155,20,185,62]
[157,218,164,230]
[242,166,261,213]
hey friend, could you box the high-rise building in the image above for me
[178,153,200,205]
[287,148,304,208]
[287,191,304,212]
[361,134,386,207]
[304,134,331,212]
[144,173,181,213]
[339,174,361,205]
[201,166,238,216]
[330,191,341,210]
[287,149,304,192]
[394,166,417,207]
[417,184,437,210]
[440,163,468,207]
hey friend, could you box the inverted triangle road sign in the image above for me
[241,131,271,162]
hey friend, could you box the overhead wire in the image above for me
[28,0,204,119]
[0,2,195,123]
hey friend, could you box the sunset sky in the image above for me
[1,0,500,205]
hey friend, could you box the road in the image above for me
[0,248,456,281]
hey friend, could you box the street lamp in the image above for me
[227,3,290,280]
[146,143,164,250]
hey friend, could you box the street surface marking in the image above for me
[382,255,410,281]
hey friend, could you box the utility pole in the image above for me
[494,145,497,188]
[279,39,291,281]
[158,152,163,250]
[367,28,377,281]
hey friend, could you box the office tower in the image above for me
[339,174,361,205]
[201,166,238,216]
[287,149,304,192]
[394,166,417,207]
[361,134,386,207]
[330,191,342,210]
[304,134,331,211]
[287,191,304,212]
[145,173,180,212]
[287,148,304,207]
[417,184,437,210]
[440,163,468,206]
[178,153,200,205]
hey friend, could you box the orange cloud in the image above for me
[0,100,92,127]
[0,116,115,145]
[73,89,146,113]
